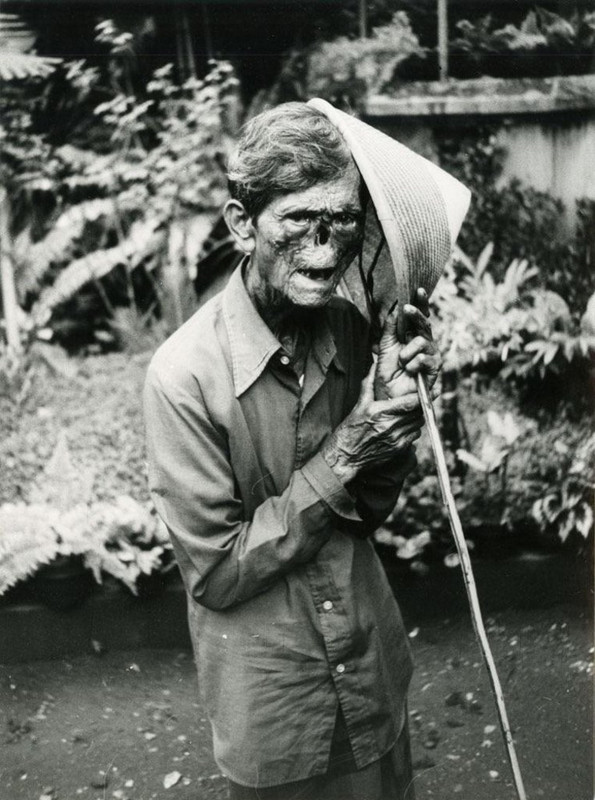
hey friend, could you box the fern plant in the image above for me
[21,57,236,337]
[0,12,60,81]
[0,495,172,596]
[2,17,239,353]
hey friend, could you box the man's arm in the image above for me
[144,368,371,612]
[144,297,439,612]
[145,349,425,612]
[323,291,441,535]
[344,451,417,536]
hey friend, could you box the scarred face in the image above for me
[232,163,364,312]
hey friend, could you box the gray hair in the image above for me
[227,102,356,219]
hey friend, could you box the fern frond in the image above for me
[31,219,164,325]
[0,13,61,80]
[0,504,61,594]
[18,196,145,297]
[0,51,60,81]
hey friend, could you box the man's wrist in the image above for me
[320,434,358,485]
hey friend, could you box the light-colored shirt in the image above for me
[144,265,415,788]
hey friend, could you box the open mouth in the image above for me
[296,267,335,282]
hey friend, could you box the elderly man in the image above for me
[144,102,441,800]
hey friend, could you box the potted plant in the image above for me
[0,496,174,609]
[0,503,94,610]
[78,495,176,599]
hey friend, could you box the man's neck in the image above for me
[243,264,317,343]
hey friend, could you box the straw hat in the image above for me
[308,98,471,339]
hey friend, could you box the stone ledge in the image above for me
[366,74,595,117]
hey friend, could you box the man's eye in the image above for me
[286,212,313,224]
[334,213,360,226]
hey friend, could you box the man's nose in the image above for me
[315,220,330,246]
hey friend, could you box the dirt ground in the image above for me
[1,603,592,800]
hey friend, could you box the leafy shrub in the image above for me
[432,243,595,398]
[2,18,239,355]
[0,495,172,596]
[306,12,423,108]
[381,378,592,563]
[0,350,149,506]
[251,12,424,112]
[531,434,594,547]
[450,8,595,79]
[436,126,595,321]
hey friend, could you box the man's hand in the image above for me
[322,361,423,485]
[374,287,441,402]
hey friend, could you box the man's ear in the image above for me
[223,199,256,254]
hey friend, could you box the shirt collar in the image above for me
[222,262,344,398]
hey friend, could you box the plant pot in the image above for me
[135,571,167,600]
[0,577,35,608]
[31,555,94,611]
[134,560,180,601]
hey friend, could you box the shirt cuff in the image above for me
[301,451,362,523]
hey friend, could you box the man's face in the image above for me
[247,163,364,310]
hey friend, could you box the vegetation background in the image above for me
[0,0,593,600]
[0,4,592,799]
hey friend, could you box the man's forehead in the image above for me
[274,171,363,212]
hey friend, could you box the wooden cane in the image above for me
[416,372,528,800]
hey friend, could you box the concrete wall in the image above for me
[369,112,594,231]
[365,76,595,232]
[496,115,595,225]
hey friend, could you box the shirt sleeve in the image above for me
[144,367,363,612]
[345,449,417,537]
[325,299,417,538]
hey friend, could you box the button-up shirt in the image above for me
[144,265,415,788]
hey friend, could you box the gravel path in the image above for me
[1,604,591,800]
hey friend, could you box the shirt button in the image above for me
[279,355,290,365]
[322,600,333,611]
[336,663,345,674]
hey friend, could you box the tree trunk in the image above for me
[358,0,368,39]
[437,0,449,81]
[0,188,22,356]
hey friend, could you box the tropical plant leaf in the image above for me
[456,449,489,473]
[475,241,494,276]
[480,436,508,472]
[531,498,546,527]
[574,502,594,539]
[17,198,129,297]
[0,12,36,52]
[31,219,164,325]
[0,51,60,81]
[542,492,562,523]
[0,504,61,594]
[557,510,574,543]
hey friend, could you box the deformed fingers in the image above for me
[403,304,433,340]
[414,287,430,318]
[399,335,437,366]
[386,416,423,443]
[403,352,441,376]
[383,409,424,438]
[374,392,421,417]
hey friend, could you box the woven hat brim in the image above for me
[308,98,471,330]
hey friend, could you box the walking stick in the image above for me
[305,95,528,798]
[416,373,528,800]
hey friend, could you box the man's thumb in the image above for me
[360,357,377,400]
